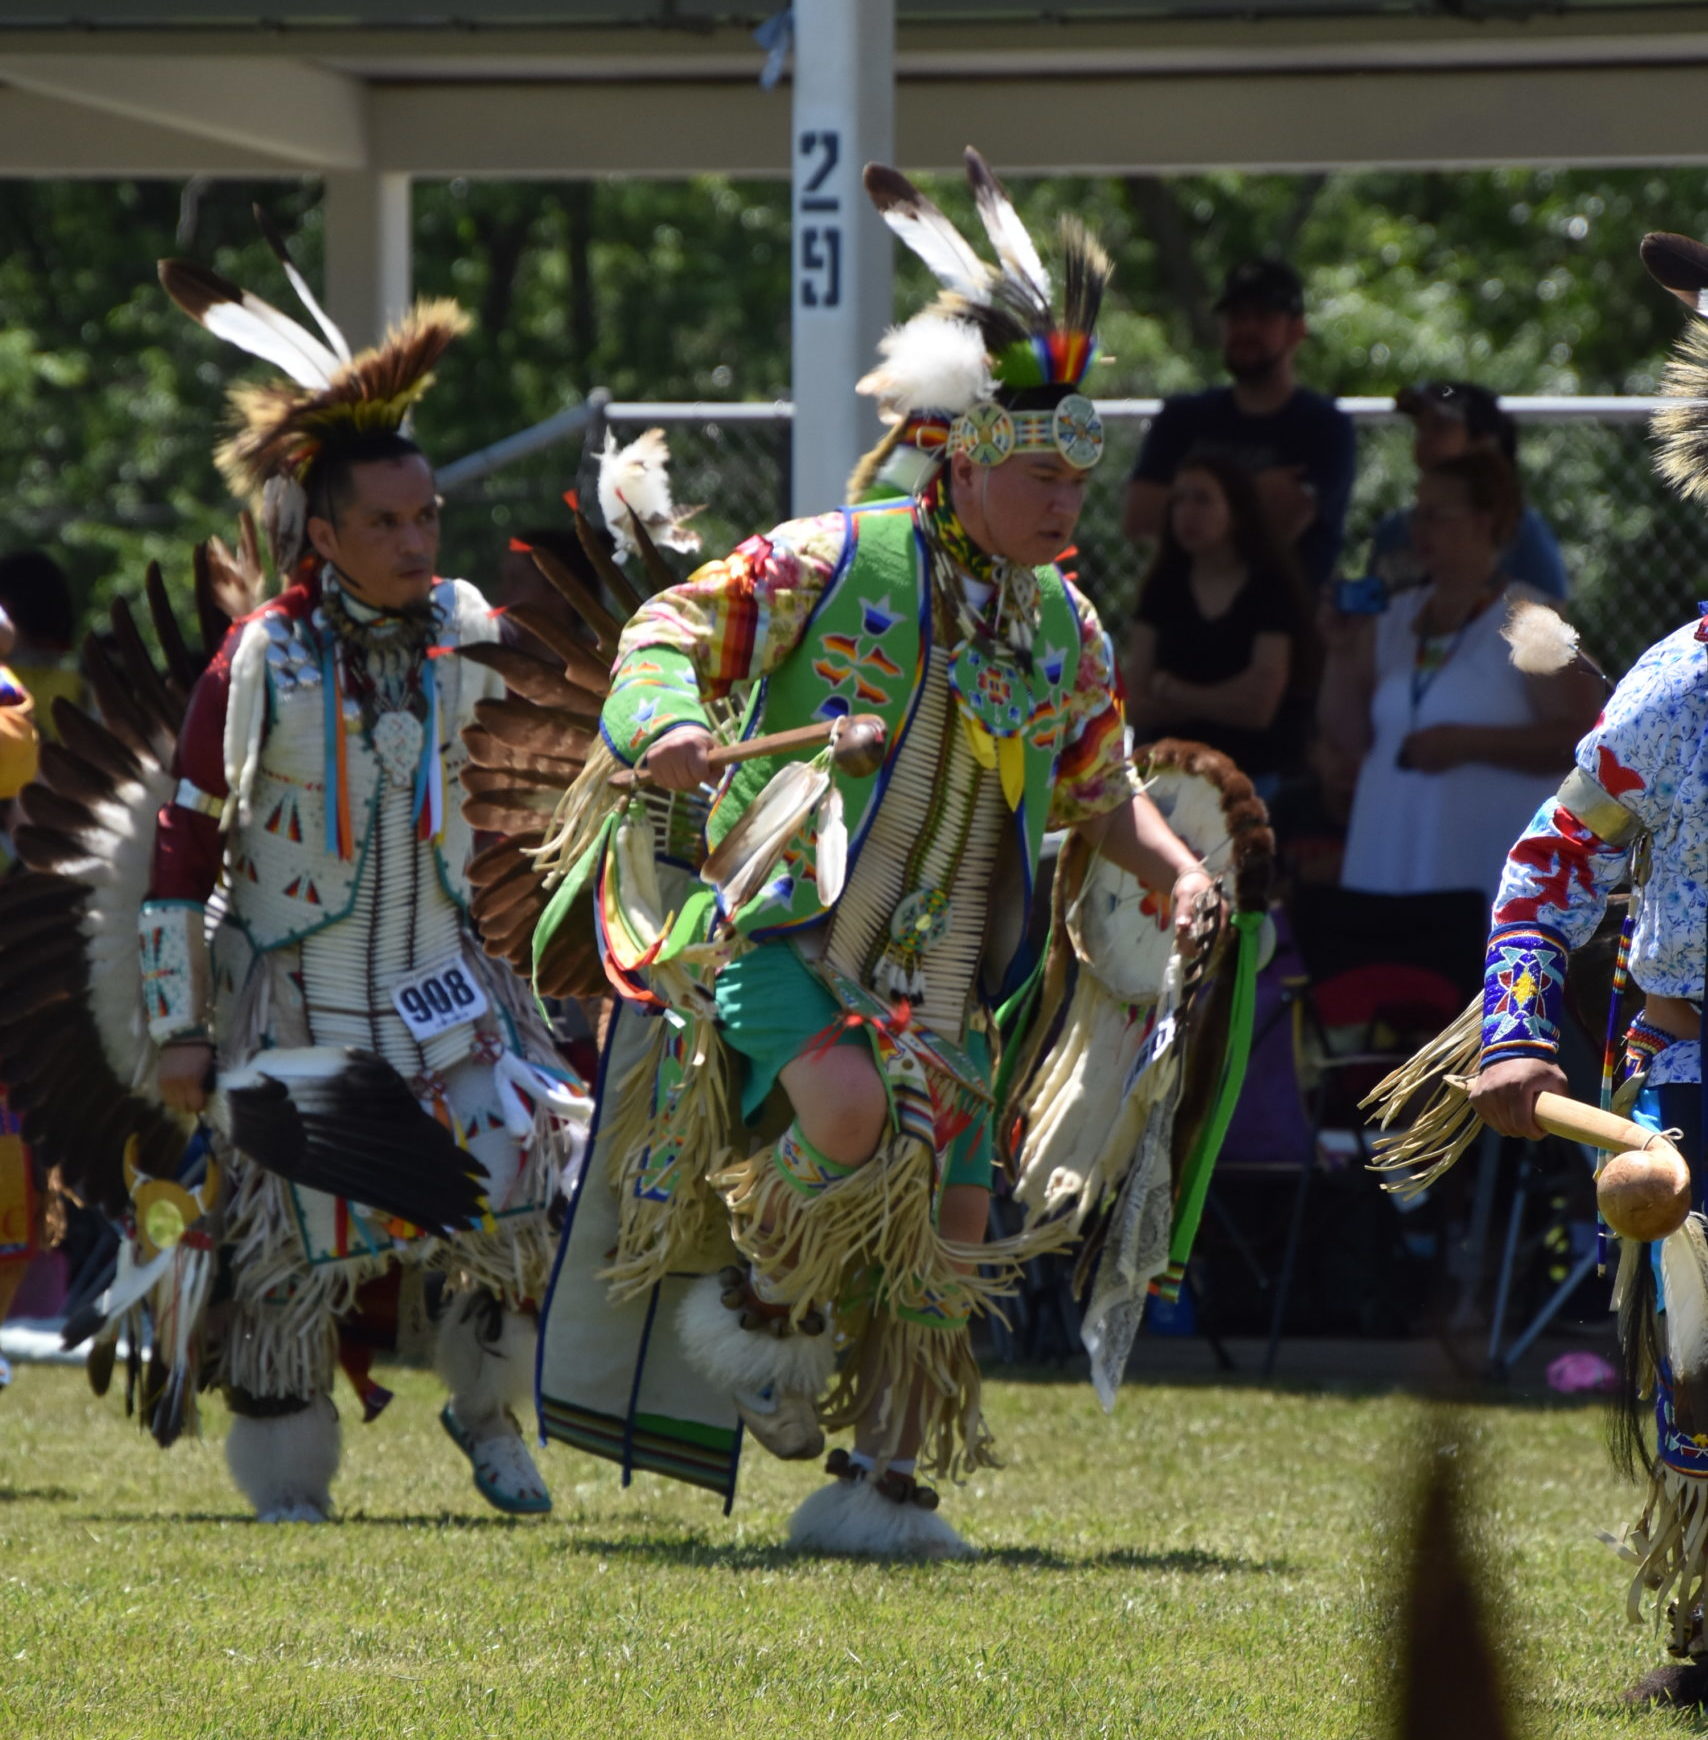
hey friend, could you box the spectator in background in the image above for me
[1318,450,1600,911]
[0,600,38,821]
[1123,258,1356,589]
[1124,450,1318,801]
[0,550,78,735]
[1366,381,1568,601]
[0,609,40,1385]
[0,615,37,802]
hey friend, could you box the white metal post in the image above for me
[322,169,413,352]
[789,0,895,515]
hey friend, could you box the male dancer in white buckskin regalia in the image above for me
[124,260,587,1521]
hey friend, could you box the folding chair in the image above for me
[1254,884,1487,1375]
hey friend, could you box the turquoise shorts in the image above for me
[713,942,993,1192]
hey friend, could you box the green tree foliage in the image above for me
[0,165,1702,650]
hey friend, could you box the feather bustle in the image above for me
[575,508,645,615]
[145,561,203,691]
[503,601,614,680]
[457,643,605,715]
[519,547,623,655]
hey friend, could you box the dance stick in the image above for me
[608,713,886,790]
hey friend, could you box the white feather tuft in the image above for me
[856,314,991,420]
[1501,597,1580,674]
[597,428,702,562]
[225,1396,340,1521]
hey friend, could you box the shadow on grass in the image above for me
[1539,1692,1708,1732]
[0,1485,76,1503]
[978,1543,1295,1574]
[75,1510,533,1528]
[989,1357,1614,1413]
[561,1534,1294,1576]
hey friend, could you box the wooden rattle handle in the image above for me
[609,713,886,791]
[1531,1092,1664,1156]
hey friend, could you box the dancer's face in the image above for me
[951,450,1088,569]
[308,455,441,610]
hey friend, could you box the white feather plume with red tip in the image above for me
[597,428,702,563]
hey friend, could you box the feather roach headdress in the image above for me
[160,210,470,567]
[1642,230,1708,503]
[860,146,1110,477]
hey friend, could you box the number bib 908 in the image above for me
[390,954,489,1040]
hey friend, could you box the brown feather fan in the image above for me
[0,549,250,1218]
[193,521,267,653]
[455,506,689,997]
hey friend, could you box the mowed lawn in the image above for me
[0,1360,1695,1739]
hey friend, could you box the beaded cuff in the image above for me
[1480,920,1569,1064]
[601,646,711,768]
[137,899,211,1045]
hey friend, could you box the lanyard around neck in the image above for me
[1409,584,1498,716]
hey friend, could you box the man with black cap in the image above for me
[1123,257,1355,589]
[1367,380,1568,600]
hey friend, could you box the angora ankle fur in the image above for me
[675,1272,834,1397]
[225,1395,340,1521]
[787,1476,977,1560]
[434,1293,537,1439]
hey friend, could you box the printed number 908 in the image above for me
[399,967,479,1025]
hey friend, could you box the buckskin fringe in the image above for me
[1610,1465,1708,1656]
[820,1292,997,1481]
[1361,997,1484,1195]
[713,1132,944,1327]
[534,738,626,880]
[599,1018,736,1299]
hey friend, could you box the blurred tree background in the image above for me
[0,165,1700,655]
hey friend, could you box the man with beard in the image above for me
[1122,258,1355,589]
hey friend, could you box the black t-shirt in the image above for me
[1135,558,1311,779]
[1131,386,1356,588]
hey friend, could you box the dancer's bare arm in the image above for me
[1469,1054,1567,1141]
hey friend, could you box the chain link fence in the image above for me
[441,399,1706,678]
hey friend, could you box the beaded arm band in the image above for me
[137,899,212,1046]
[1480,920,1569,1065]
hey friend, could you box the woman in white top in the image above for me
[1319,449,1601,910]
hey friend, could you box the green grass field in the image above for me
[0,1361,1700,1739]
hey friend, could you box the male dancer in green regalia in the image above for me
[533,152,1221,1557]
